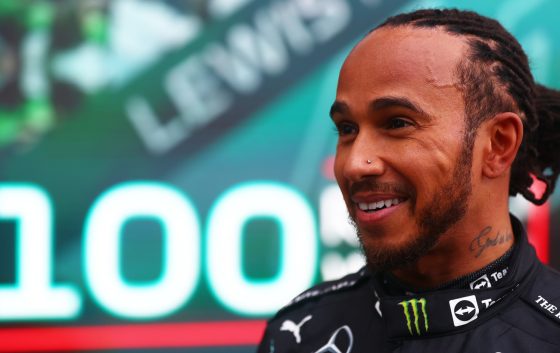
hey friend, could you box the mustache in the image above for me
[349,180,413,197]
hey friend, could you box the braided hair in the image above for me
[373,9,560,205]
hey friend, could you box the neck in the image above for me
[390,212,515,289]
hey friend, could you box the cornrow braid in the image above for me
[373,8,560,205]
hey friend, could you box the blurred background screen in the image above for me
[0,0,559,352]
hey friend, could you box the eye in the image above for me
[334,122,358,136]
[386,117,414,129]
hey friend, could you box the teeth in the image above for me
[358,198,403,211]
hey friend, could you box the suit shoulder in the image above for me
[533,265,560,300]
[520,264,560,327]
[269,267,370,322]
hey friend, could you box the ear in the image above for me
[481,112,524,178]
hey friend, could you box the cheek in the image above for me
[333,150,344,181]
[333,141,353,177]
[333,152,347,190]
[396,136,463,200]
[417,134,462,175]
[333,148,356,211]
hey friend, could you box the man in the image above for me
[257,9,560,353]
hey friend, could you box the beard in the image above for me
[352,141,473,273]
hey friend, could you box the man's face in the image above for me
[332,26,474,272]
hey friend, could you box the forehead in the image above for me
[337,26,469,117]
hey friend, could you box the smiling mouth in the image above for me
[356,198,405,213]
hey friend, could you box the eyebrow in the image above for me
[372,96,430,117]
[329,96,431,120]
[329,101,349,119]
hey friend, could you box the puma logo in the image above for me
[280,315,313,343]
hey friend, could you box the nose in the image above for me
[339,133,385,182]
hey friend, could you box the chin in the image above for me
[357,227,442,273]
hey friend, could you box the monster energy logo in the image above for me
[398,298,428,335]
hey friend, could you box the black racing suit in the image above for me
[256,217,560,352]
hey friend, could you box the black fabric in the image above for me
[256,216,560,353]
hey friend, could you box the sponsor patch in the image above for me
[398,298,429,335]
[449,295,479,327]
[470,274,492,290]
[534,295,560,321]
